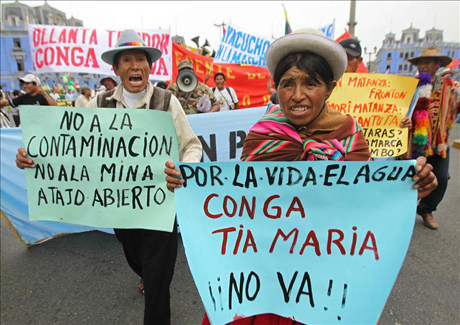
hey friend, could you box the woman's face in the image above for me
[277,66,334,127]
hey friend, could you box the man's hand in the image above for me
[204,73,210,84]
[16,147,36,169]
[37,86,46,96]
[164,160,184,193]
[429,102,438,117]
[413,156,437,200]
[400,117,412,129]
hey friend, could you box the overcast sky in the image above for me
[3,1,459,64]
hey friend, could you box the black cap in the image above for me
[339,38,362,57]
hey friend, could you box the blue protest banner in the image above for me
[214,24,272,67]
[187,107,265,162]
[175,160,417,324]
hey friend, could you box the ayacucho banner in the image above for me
[213,23,272,67]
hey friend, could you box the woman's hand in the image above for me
[16,147,35,169]
[400,117,412,129]
[413,156,437,200]
[164,160,184,193]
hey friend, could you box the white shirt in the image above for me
[213,87,238,111]
[123,88,146,109]
[86,82,202,163]
[50,93,60,101]
[74,94,90,108]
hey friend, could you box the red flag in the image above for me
[335,30,351,43]
[172,43,271,108]
[446,59,459,69]
[335,30,368,73]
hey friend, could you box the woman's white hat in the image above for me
[101,29,162,66]
[266,28,347,81]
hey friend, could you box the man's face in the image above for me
[114,50,151,93]
[215,75,226,89]
[21,82,38,95]
[345,54,363,73]
[103,79,116,91]
[416,58,441,77]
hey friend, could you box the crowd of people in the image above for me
[3,26,459,325]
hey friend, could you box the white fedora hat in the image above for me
[101,29,162,66]
[266,28,347,81]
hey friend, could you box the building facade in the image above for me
[374,25,460,79]
[1,1,101,91]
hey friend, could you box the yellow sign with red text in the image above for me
[327,73,418,158]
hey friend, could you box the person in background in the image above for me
[65,89,74,101]
[49,89,60,101]
[100,75,118,92]
[339,38,364,73]
[74,86,92,108]
[168,60,219,114]
[156,81,168,89]
[0,88,12,128]
[212,72,239,111]
[11,90,21,126]
[407,47,457,229]
[0,74,57,108]
[267,76,279,104]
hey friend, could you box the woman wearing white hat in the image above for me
[196,28,438,325]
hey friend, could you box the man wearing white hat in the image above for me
[100,75,118,92]
[0,74,58,108]
[407,47,457,229]
[16,29,202,324]
[92,29,202,324]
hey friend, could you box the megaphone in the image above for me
[202,39,211,48]
[191,36,200,48]
[177,70,198,93]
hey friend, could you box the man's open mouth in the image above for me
[129,74,143,82]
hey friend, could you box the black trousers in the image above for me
[13,114,20,127]
[417,149,450,215]
[114,220,178,325]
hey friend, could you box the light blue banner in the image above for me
[188,107,265,162]
[175,161,417,325]
[214,24,272,67]
[0,107,265,245]
[1,127,112,245]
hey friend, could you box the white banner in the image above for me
[28,24,172,81]
[319,21,335,39]
[213,23,272,67]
